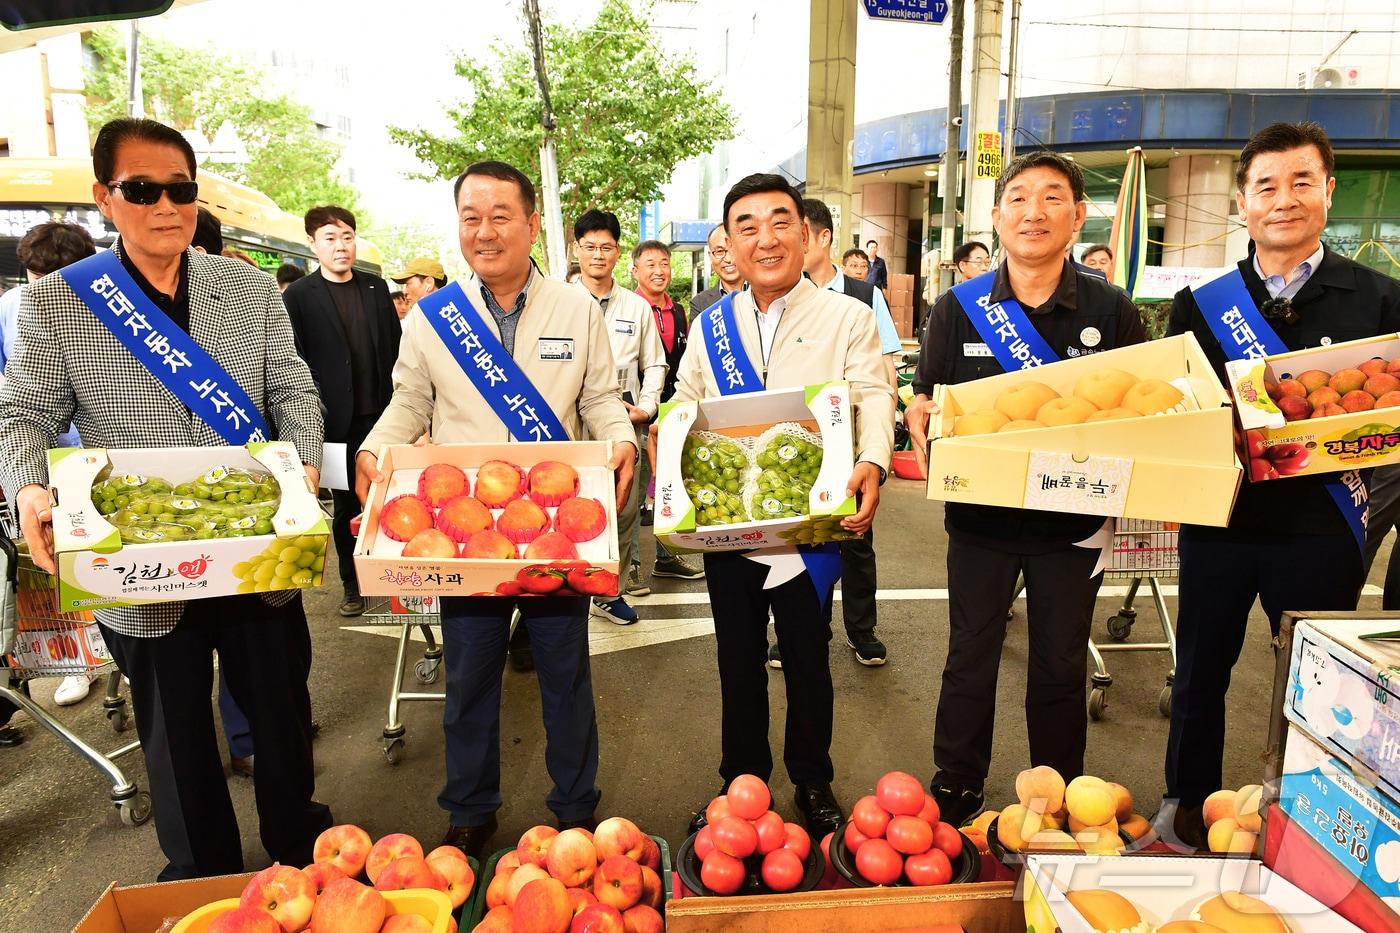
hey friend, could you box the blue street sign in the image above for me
[639,200,661,241]
[862,0,948,25]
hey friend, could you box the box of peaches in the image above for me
[353,441,620,598]
[926,334,1243,526]
[1225,332,1400,482]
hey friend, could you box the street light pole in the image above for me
[524,0,568,279]
[126,20,144,119]
[964,0,1003,249]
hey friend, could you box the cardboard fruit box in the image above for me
[1227,333,1400,481]
[354,441,620,598]
[926,333,1242,526]
[48,443,328,612]
[653,383,860,553]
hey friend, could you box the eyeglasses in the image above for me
[1260,296,1301,326]
[106,180,200,206]
[960,257,992,269]
[578,243,617,255]
[709,246,730,259]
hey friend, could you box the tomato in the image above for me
[916,794,941,826]
[843,821,871,854]
[855,838,904,885]
[782,822,811,861]
[904,848,953,886]
[753,810,785,854]
[932,822,963,859]
[819,832,840,888]
[876,771,927,817]
[711,816,759,859]
[887,815,934,855]
[851,794,892,839]
[700,850,745,895]
[760,847,805,893]
[705,795,732,825]
[727,774,771,821]
[694,824,716,860]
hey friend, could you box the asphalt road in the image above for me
[2,478,1390,931]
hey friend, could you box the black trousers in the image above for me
[703,551,836,787]
[100,594,331,880]
[840,530,877,637]
[333,414,380,590]
[1165,526,1364,808]
[934,533,1104,788]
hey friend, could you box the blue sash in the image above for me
[61,249,269,445]
[418,281,568,443]
[1192,268,1369,551]
[950,270,1061,370]
[699,290,843,602]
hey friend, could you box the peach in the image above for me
[1015,765,1066,815]
[1068,814,1118,837]
[1234,784,1263,834]
[993,381,1060,421]
[381,917,432,933]
[639,866,663,910]
[302,862,347,897]
[1037,397,1098,426]
[1377,390,1400,409]
[572,902,625,932]
[427,850,475,908]
[473,459,526,507]
[527,460,581,506]
[1277,396,1312,421]
[485,872,512,909]
[1085,407,1138,422]
[518,825,560,868]
[1202,789,1237,828]
[566,887,598,916]
[1274,378,1307,399]
[374,856,446,893]
[310,878,385,933]
[1120,814,1152,841]
[402,528,459,559]
[366,834,423,884]
[555,497,608,542]
[476,905,514,933]
[998,419,1043,431]
[313,824,374,878]
[514,877,572,933]
[1105,782,1134,823]
[995,803,1041,852]
[378,495,434,542]
[462,530,518,559]
[1122,378,1185,415]
[1360,358,1389,377]
[1330,368,1367,394]
[208,907,282,933]
[593,855,644,912]
[1388,357,1400,377]
[1073,369,1139,410]
[506,863,551,907]
[622,904,664,933]
[417,463,468,506]
[1064,776,1116,826]
[1342,389,1376,412]
[971,810,999,835]
[594,817,646,861]
[638,836,662,872]
[544,827,597,887]
[239,865,316,933]
[1297,369,1332,393]
[1207,816,1257,854]
[497,851,522,875]
[497,498,551,544]
[952,409,1010,436]
[436,495,494,542]
[1306,387,1341,409]
[1024,829,1080,851]
[525,532,581,560]
[1367,373,1400,397]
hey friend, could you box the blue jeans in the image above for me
[438,596,600,825]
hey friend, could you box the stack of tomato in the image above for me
[842,771,965,887]
[693,774,814,895]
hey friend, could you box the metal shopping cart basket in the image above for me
[0,512,150,825]
[362,595,446,765]
[1087,518,1180,723]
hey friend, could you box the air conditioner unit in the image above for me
[1298,65,1363,89]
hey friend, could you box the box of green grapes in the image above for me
[653,382,859,553]
[47,442,329,611]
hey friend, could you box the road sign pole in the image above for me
[965,0,1003,250]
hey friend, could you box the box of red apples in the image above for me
[1227,332,1400,481]
[353,441,620,598]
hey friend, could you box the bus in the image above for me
[0,158,382,289]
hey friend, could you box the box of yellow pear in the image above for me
[926,333,1241,526]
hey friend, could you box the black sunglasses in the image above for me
[1260,296,1301,327]
[106,180,200,206]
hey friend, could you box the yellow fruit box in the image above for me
[1226,332,1400,481]
[354,441,621,598]
[926,334,1242,526]
[174,889,453,933]
[48,443,329,612]
[653,382,860,553]
[1022,853,1357,932]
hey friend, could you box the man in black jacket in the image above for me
[906,152,1146,827]
[283,206,402,616]
[1160,122,1400,848]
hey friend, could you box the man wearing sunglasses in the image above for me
[0,117,329,880]
[1160,122,1400,849]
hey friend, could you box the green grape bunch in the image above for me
[684,479,749,526]
[750,467,812,519]
[680,435,750,494]
[233,535,327,594]
[755,432,823,490]
[92,466,283,541]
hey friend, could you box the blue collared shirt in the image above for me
[479,264,538,357]
[824,266,902,355]
[1254,243,1325,300]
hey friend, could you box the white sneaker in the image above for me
[54,674,95,707]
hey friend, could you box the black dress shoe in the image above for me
[441,816,498,860]
[793,783,844,840]
[339,591,366,617]
[0,725,23,748]
[558,816,598,832]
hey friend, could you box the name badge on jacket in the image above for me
[614,319,636,336]
[539,337,575,361]
[963,342,993,358]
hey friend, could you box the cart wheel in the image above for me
[1106,614,1134,641]
[1159,685,1173,718]
[1088,688,1108,721]
[414,658,441,685]
[118,792,152,827]
[384,738,405,765]
[106,706,129,733]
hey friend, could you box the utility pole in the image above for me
[1003,0,1020,170]
[126,20,144,118]
[524,0,567,279]
[964,0,1003,249]
[938,0,965,294]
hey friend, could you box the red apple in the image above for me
[621,904,664,933]
[472,459,526,507]
[1249,457,1279,482]
[239,864,315,933]
[365,834,423,884]
[515,877,573,933]
[301,861,347,896]
[571,902,625,933]
[310,878,386,933]
[1275,378,1307,398]
[593,855,644,911]
[525,532,580,560]
[1265,442,1311,475]
[593,817,646,861]
[208,907,282,933]
[374,856,446,893]
[518,824,561,868]
[426,850,475,908]
[1276,395,1312,422]
[313,824,374,878]
[545,827,599,887]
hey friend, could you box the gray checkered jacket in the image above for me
[0,243,324,637]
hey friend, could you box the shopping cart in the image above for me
[362,595,446,765]
[0,513,150,826]
[1087,518,1180,722]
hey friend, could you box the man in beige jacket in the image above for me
[355,161,636,858]
[672,173,895,840]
